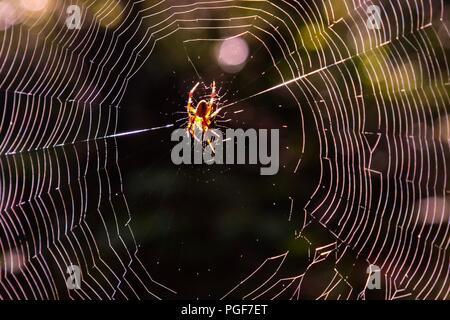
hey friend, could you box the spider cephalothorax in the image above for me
[186,81,221,148]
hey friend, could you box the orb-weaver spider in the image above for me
[186,81,222,151]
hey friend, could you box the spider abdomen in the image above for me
[195,100,209,117]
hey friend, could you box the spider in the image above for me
[186,81,221,150]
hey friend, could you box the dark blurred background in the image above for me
[0,0,449,300]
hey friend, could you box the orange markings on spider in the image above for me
[186,81,222,151]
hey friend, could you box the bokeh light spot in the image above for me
[217,37,249,73]
[20,0,48,12]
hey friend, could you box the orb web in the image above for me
[0,0,449,300]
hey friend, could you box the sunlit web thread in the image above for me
[0,0,177,299]
[212,0,450,299]
[152,0,448,297]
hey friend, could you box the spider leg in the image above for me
[208,81,216,106]
[188,121,203,143]
[187,82,200,114]
[215,112,227,118]
[216,118,232,123]
[210,107,223,118]
[202,129,216,154]
[210,129,221,138]
[188,123,201,142]
[175,117,188,123]
[187,115,196,135]
[206,138,215,154]
[193,131,202,143]
[189,82,200,97]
